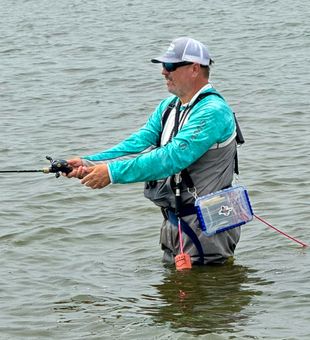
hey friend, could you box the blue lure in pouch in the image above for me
[195,185,254,236]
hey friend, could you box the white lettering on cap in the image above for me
[167,43,175,52]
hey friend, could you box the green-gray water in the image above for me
[1,0,309,339]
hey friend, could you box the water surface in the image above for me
[0,0,309,339]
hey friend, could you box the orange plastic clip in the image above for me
[175,253,192,271]
[175,215,192,271]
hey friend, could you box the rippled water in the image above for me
[1,0,309,339]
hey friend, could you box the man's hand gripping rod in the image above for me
[0,156,72,178]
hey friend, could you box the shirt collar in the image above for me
[180,83,213,109]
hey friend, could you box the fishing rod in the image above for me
[0,156,72,178]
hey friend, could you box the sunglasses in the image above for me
[162,61,193,72]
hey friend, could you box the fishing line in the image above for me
[254,214,308,247]
[178,218,185,254]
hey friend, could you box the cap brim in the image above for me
[151,56,183,64]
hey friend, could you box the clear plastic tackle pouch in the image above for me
[195,185,254,236]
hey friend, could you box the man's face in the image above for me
[161,63,194,100]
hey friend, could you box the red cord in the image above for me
[178,218,185,254]
[254,214,308,247]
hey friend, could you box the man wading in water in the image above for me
[66,37,242,265]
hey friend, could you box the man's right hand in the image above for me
[66,158,89,179]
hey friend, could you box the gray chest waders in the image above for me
[156,91,245,264]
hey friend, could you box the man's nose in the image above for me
[162,67,169,76]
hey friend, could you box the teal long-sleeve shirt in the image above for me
[82,89,235,184]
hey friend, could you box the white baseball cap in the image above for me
[151,37,213,66]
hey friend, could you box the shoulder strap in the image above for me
[160,92,222,131]
[162,97,178,127]
[159,91,245,180]
[157,97,178,147]
[194,91,223,103]
[194,92,245,145]
[196,92,244,174]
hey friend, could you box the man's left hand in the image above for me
[81,163,111,189]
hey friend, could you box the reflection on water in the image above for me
[144,264,267,336]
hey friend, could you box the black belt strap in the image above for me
[162,204,196,218]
